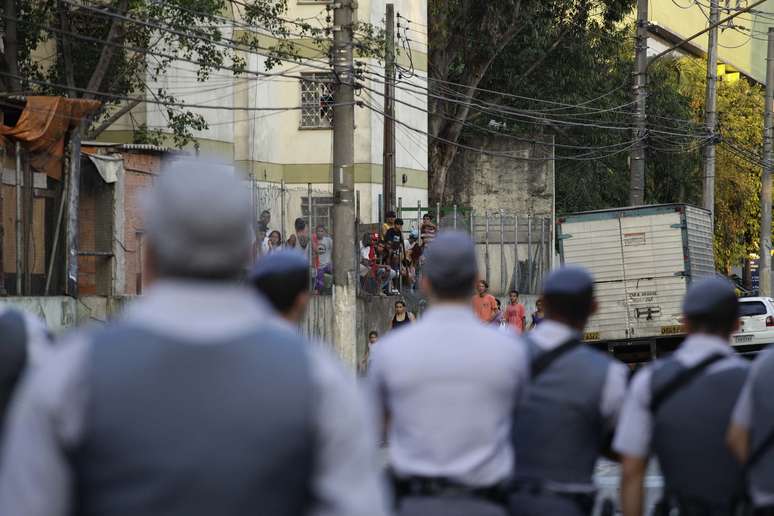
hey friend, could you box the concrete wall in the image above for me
[301,294,396,363]
[447,134,555,217]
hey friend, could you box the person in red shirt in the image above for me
[505,290,526,334]
[472,280,498,323]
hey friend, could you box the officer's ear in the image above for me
[590,297,599,316]
[731,317,741,334]
[420,275,434,298]
[288,291,311,324]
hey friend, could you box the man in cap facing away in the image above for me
[0,161,389,516]
[0,307,49,440]
[509,266,627,516]
[728,314,774,514]
[249,249,311,324]
[367,231,530,516]
[615,277,749,516]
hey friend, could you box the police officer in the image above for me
[0,162,389,516]
[728,328,774,514]
[615,277,749,516]
[0,306,49,436]
[249,250,311,323]
[509,266,627,516]
[368,231,530,516]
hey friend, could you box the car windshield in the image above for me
[740,301,768,317]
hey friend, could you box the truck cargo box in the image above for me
[557,204,714,343]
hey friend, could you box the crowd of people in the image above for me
[359,210,437,296]
[256,211,335,294]
[5,162,774,516]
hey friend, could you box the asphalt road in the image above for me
[594,459,663,515]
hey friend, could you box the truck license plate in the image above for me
[735,335,753,343]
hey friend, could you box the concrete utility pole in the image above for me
[703,0,720,217]
[332,0,357,368]
[629,0,648,206]
[760,27,774,296]
[382,3,396,216]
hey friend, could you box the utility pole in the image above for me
[331,0,357,368]
[629,0,648,206]
[382,3,396,217]
[703,0,720,217]
[760,27,774,296]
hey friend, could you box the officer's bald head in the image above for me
[143,160,253,280]
[422,231,478,301]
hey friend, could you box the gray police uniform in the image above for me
[731,347,774,509]
[509,320,628,516]
[0,306,50,434]
[615,334,749,513]
[368,305,530,516]
[0,281,389,516]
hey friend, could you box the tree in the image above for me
[427,0,633,204]
[0,0,332,147]
[677,58,764,273]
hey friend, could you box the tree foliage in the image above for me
[428,0,634,204]
[676,59,764,273]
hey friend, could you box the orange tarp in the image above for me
[0,96,101,180]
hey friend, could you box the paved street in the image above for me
[595,460,663,515]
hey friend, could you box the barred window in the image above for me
[300,73,334,129]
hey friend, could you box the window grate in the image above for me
[300,73,335,129]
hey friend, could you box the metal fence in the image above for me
[393,205,552,296]
[249,180,554,297]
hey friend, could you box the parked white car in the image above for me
[733,297,774,347]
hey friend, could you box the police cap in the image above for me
[542,265,595,296]
[249,250,309,283]
[682,277,739,318]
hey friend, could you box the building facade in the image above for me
[647,0,774,84]
[99,0,429,236]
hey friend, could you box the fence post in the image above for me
[280,179,286,242]
[513,215,519,292]
[453,204,458,230]
[436,202,440,229]
[378,193,383,228]
[416,200,421,235]
[500,209,506,296]
[398,196,403,220]
[308,183,314,291]
[485,210,490,286]
[527,215,533,294]
[469,209,474,236]
[539,217,546,288]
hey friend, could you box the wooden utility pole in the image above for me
[630,0,648,206]
[383,3,396,217]
[703,0,720,217]
[760,27,774,296]
[332,0,357,368]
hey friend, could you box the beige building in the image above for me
[99,0,429,235]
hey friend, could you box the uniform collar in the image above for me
[123,279,273,341]
[423,304,478,323]
[676,333,734,362]
[527,319,581,350]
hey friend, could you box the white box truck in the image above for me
[557,204,714,359]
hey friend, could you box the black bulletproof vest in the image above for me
[747,352,774,499]
[0,309,28,432]
[513,339,611,485]
[70,323,315,516]
[651,356,749,506]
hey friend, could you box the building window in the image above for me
[302,196,334,234]
[300,73,335,129]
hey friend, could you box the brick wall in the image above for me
[121,152,160,295]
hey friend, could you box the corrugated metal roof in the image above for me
[81,141,189,154]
